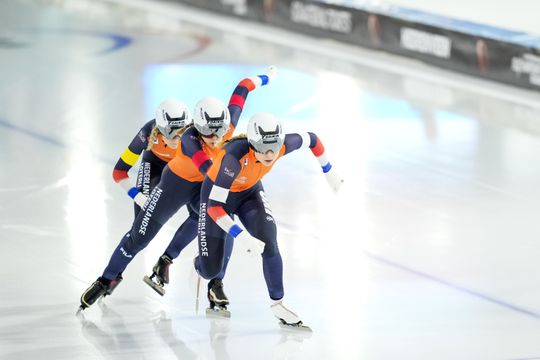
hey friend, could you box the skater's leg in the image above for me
[214,234,234,280]
[236,185,283,300]
[81,171,187,307]
[108,168,198,278]
[144,188,202,295]
[204,234,233,314]
[163,203,199,259]
[197,180,228,280]
[237,184,308,328]
[102,183,174,281]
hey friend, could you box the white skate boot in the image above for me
[271,300,311,332]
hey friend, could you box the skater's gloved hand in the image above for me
[236,230,265,256]
[324,168,344,193]
[134,192,148,208]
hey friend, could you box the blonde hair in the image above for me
[178,124,192,136]
[146,127,160,151]
[223,134,247,144]
[146,125,191,151]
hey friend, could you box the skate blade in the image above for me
[278,321,312,333]
[206,307,231,318]
[143,275,165,296]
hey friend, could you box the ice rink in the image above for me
[2,0,540,359]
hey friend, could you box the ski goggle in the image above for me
[249,124,284,154]
[158,112,190,140]
[197,111,229,138]
[249,136,284,154]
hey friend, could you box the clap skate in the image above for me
[271,300,312,332]
[205,279,231,318]
[104,274,123,297]
[143,254,172,296]
[78,278,108,313]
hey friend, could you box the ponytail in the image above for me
[146,127,160,151]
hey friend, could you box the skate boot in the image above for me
[271,300,312,332]
[206,279,231,318]
[79,278,108,311]
[104,274,123,297]
[143,254,173,296]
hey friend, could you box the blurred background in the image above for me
[1,0,540,359]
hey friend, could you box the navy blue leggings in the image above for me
[102,167,200,280]
[197,181,284,300]
[163,207,234,280]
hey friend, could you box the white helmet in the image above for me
[155,99,191,139]
[247,113,284,154]
[193,97,231,138]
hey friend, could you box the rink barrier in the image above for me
[171,0,540,91]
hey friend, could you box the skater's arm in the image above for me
[207,153,241,234]
[284,132,344,192]
[225,66,278,140]
[206,152,257,241]
[113,120,153,204]
[181,126,213,175]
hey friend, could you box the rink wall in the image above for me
[169,0,540,91]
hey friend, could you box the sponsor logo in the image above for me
[290,1,352,34]
[138,187,163,235]
[224,167,235,177]
[511,53,540,87]
[235,176,248,184]
[368,14,381,46]
[244,158,248,166]
[400,27,451,59]
[476,39,489,73]
[198,202,209,256]
[141,162,151,195]
[263,0,276,17]
[220,0,247,15]
[259,191,273,215]
[138,130,146,143]
[120,247,133,258]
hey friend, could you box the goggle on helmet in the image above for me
[247,113,285,154]
[193,97,231,138]
[155,99,191,139]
